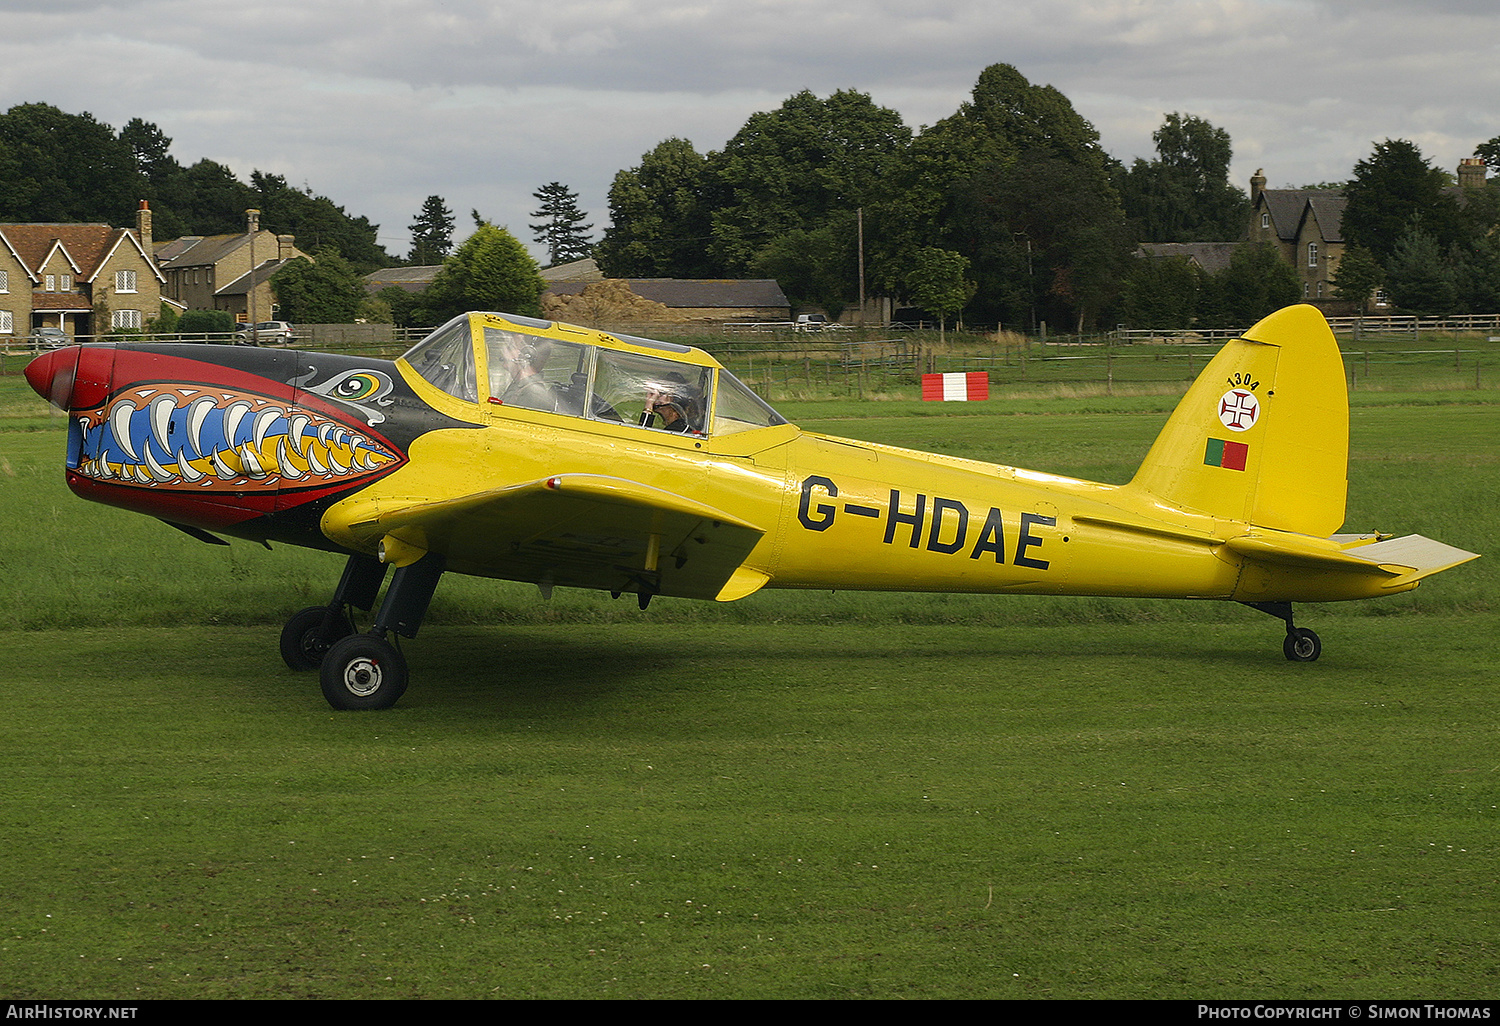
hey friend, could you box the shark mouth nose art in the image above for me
[70,385,402,490]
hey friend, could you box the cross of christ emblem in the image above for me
[1218,389,1259,432]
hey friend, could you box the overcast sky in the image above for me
[4,0,1497,262]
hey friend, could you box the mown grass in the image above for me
[2,618,1497,999]
[0,361,1495,1000]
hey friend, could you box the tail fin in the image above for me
[1128,305,1348,537]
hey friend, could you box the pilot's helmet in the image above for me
[654,370,700,404]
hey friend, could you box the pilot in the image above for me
[497,335,556,412]
[645,373,703,434]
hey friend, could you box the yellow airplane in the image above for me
[25,304,1478,709]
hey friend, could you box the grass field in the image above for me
[0,353,1496,1000]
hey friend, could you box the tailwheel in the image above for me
[1283,627,1322,663]
[320,633,408,710]
[280,605,356,671]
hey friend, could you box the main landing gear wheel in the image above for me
[1283,627,1322,663]
[320,633,408,711]
[280,605,357,671]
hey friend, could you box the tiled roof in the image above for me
[155,233,257,269]
[31,293,93,311]
[1258,189,1345,243]
[545,278,790,309]
[540,257,603,283]
[1137,242,1242,275]
[216,260,297,297]
[1304,195,1346,243]
[0,223,147,281]
[364,265,442,293]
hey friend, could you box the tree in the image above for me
[1455,234,1500,312]
[946,151,1134,331]
[1120,255,1202,329]
[1342,140,1459,264]
[373,285,421,327]
[251,171,389,271]
[905,247,976,341]
[1196,244,1300,329]
[1383,222,1456,315]
[750,216,857,319]
[421,221,545,322]
[889,66,1125,322]
[408,195,455,266]
[154,158,255,236]
[708,89,910,274]
[119,118,180,187]
[596,138,717,279]
[920,64,1112,179]
[529,183,593,266]
[0,103,138,223]
[904,64,1115,230]
[1476,136,1500,175]
[1330,246,1384,315]
[1119,113,1249,242]
[271,249,367,323]
[177,309,238,337]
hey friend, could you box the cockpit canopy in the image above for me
[401,312,786,437]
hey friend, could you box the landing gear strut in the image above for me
[280,605,356,671]
[281,551,446,710]
[1243,601,1322,663]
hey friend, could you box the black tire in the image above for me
[280,605,355,671]
[1283,628,1322,662]
[320,633,408,710]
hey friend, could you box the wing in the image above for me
[322,473,768,601]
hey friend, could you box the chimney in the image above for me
[1250,168,1267,205]
[1458,157,1486,191]
[136,200,153,253]
[278,235,296,262]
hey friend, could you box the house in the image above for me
[364,256,605,297]
[1247,170,1348,306]
[1247,159,1490,311]
[1135,242,1241,275]
[0,202,164,341]
[156,227,309,322]
[543,278,791,321]
[540,257,604,285]
[364,265,442,295]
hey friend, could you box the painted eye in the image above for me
[332,373,383,401]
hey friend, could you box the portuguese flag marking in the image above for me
[1205,438,1249,471]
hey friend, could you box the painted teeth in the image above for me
[252,408,279,453]
[186,397,216,457]
[111,401,139,462]
[288,415,310,457]
[74,389,398,488]
[150,395,176,454]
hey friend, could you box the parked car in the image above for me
[235,321,295,345]
[27,327,70,349]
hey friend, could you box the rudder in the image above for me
[1127,305,1348,537]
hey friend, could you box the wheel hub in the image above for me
[342,657,383,697]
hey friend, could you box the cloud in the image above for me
[0,0,1495,260]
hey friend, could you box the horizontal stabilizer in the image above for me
[1338,534,1480,583]
[1225,532,1479,585]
